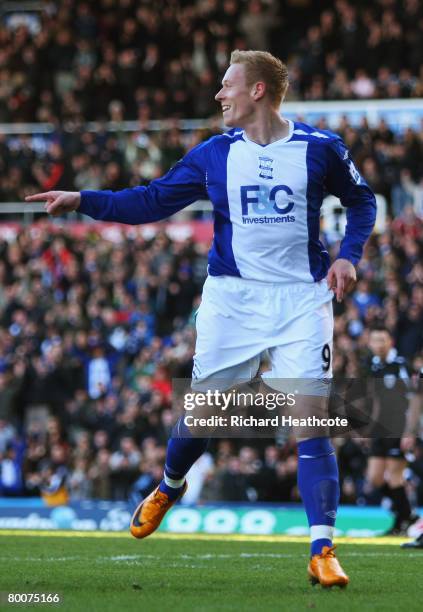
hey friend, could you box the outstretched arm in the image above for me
[25,190,81,215]
[25,142,209,224]
[325,137,377,301]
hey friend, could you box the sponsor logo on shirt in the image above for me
[240,184,295,225]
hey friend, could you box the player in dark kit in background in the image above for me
[402,532,423,548]
[364,326,420,535]
[402,366,423,548]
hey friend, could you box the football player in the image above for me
[364,326,420,535]
[26,50,377,587]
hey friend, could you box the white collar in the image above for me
[242,120,294,149]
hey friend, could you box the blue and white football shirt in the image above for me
[80,121,376,284]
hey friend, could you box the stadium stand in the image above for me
[0,210,422,505]
[0,0,422,510]
[0,0,422,124]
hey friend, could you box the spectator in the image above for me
[0,0,421,126]
[109,436,141,500]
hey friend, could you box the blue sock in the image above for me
[297,437,340,557]
[159,417,209,501]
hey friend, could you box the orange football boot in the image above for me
[130,482,187,539]
[308,545,349,588]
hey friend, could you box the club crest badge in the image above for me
[258,156,274,180]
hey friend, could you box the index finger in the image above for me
[25,193,52,202]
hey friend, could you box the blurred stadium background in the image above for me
[0,0,422,537]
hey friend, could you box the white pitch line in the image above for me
[0,552,422,563]
[0,530,414,546]
[0,556,82,562]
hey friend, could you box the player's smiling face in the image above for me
[215,63,256,128]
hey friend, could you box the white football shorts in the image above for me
[192,274,334,395]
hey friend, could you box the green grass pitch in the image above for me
[0,532,422,611]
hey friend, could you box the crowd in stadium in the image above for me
[0,0,422,514]
[1,0,422,212]
[0,211,422,505]
[1,119,423,218]
[0,0,422,125]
